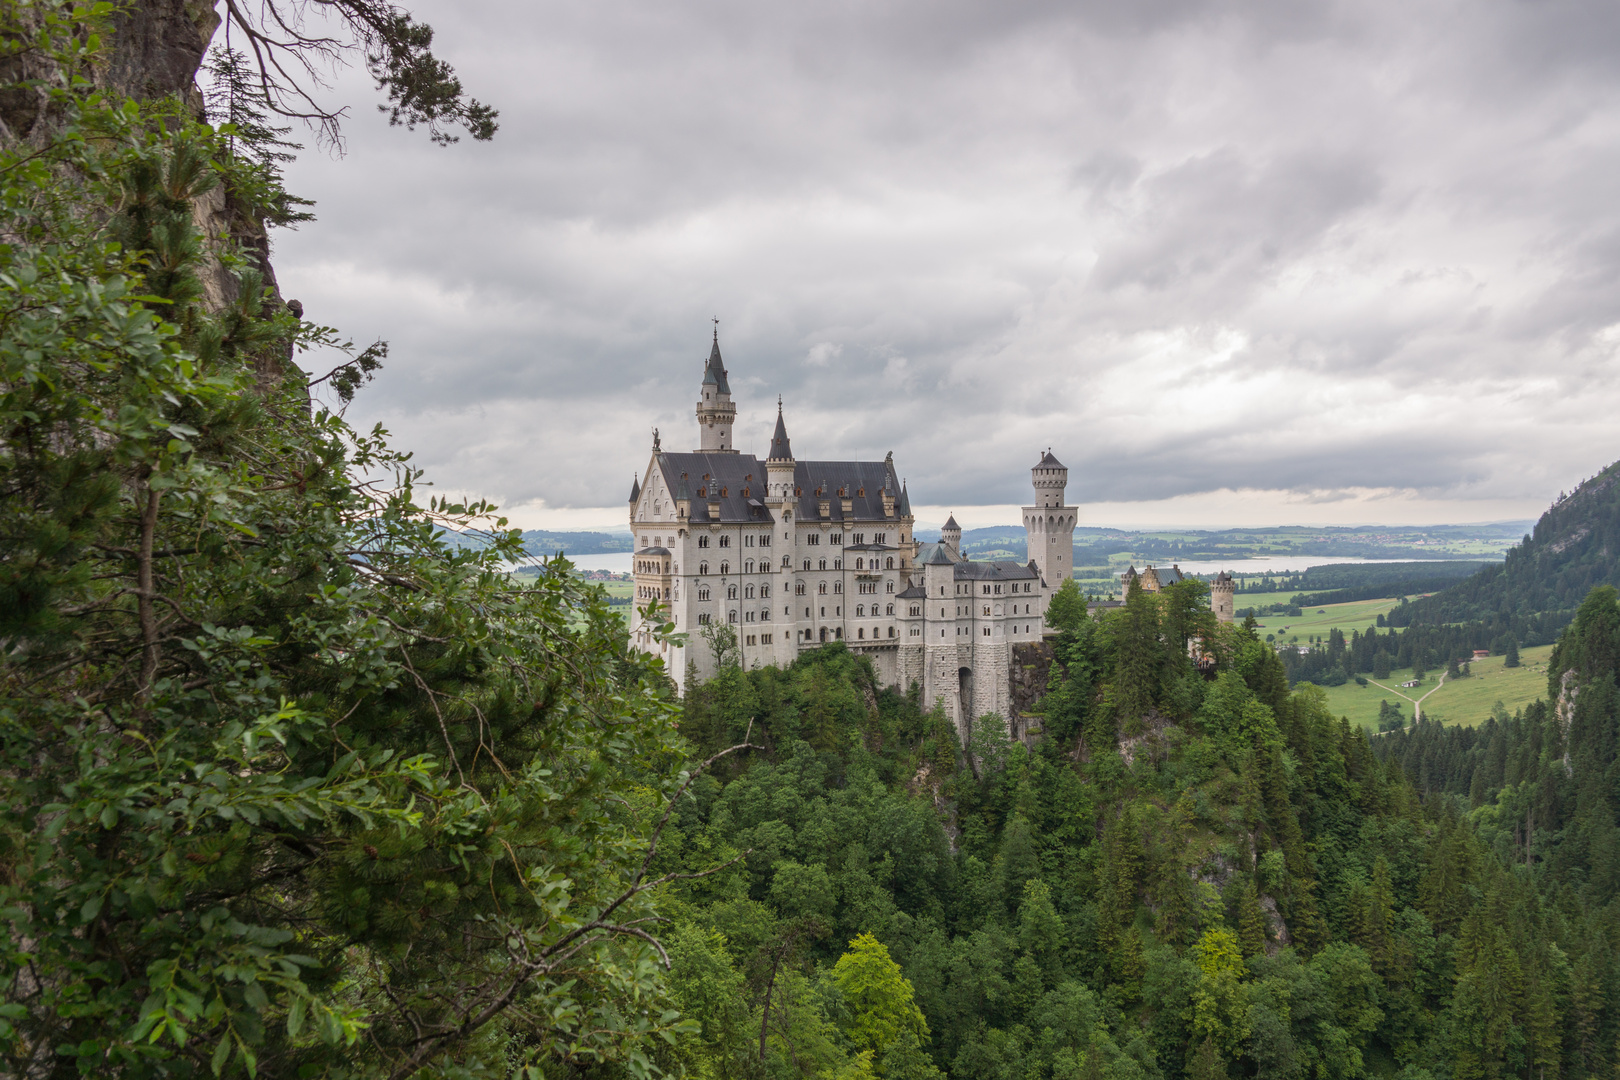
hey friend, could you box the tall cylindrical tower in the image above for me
[1211,571,1235,624]
[1023,450,1076,591]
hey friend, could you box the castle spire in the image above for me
[767,397,793,461]
[701,321,730,394]
[695,322,737,452]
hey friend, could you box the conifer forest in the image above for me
[8,2,1620,1079]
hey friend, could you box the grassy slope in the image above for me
[1242,594,1410,642]
[1321,644,1555,732]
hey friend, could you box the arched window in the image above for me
[886,582,895,593]
[699,561,708,575]
[856,605,865,617]
[761,584,770,598]
[728,611,737,623]
[698,535,709,548]
[818,582,827,595]
[727,585,738,600]
[910,606,920,616]
[802,559,811,570]
[833,582,842,594]
[782,555,791,568]
[796,582,806,595]
[719,535,731,548]
[818,558,827,571]
[744,559,754,574]
[885,557,894,569]
[888,626,895,637]
[745,585,755,599]
[886,604,895,615]
[833,558,842,570]
[698,586,710,601]
[858,628,865,639]
[720,561,730,574]
[855,558,864,570]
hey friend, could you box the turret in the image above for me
[1023,449,1076,591]
[1211,571,1235,624]
[766,398,796,503]
[695,325,738,453]
[1031,449,1068,508]
[941,514,961,553]
[923,543,954,603]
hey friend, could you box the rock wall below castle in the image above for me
[1009,639,1056,744]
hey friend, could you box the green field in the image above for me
[1238,592,1422,643]
[1313,644,1555,732]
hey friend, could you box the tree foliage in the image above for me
[0,9,688,1077]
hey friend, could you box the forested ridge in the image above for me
[656,581,1620,1080]
[1387,461,1620,648]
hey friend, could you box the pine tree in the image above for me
[1235,878,1267,958]
[1505,636,1521,668]
[203,47,315,225]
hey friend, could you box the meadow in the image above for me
[1316,644,1555,732]
[1239,592,1410,642]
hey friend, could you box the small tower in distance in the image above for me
[1024,449,1076,591]
[1211,571,1235,624]
[695,323,737,453]
[940,514,961,554]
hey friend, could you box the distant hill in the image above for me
[1390,459,1620,643]
[437,529,633,556]
[909,522,1528,572]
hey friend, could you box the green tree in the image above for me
[1047,577,1088,633]
[830,934,935,1077]
[0,12,694,1077]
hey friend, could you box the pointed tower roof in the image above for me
[676,473,690,500]
[768,397,793,461]
[943,514,960,531]
[1038,449,1065,468]
[898,480,911,516]
[925,545,955,566]
[628,476,641,503]
[701,327,731,394]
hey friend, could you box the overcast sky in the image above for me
[271,0,1620,532]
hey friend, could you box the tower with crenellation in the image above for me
[1022,450,1076,590]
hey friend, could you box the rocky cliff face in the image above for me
[2,0,293,383]
[1,0,215,141]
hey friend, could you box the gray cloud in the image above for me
[273,0,1620,520]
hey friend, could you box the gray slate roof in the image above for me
[636,546,671,557]
[701,333,731,394]
[1038,450,1065,468]
[629,476,641,502]
[915,540,1039,581]
[768,406,792,461]
[652,453,905,525]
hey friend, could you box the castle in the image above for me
[1120,565,1236,623]
[627,330,1078,732]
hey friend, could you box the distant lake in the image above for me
[1142,556,1484,576]
[533,553,1486,578]
[543,552,633,574]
